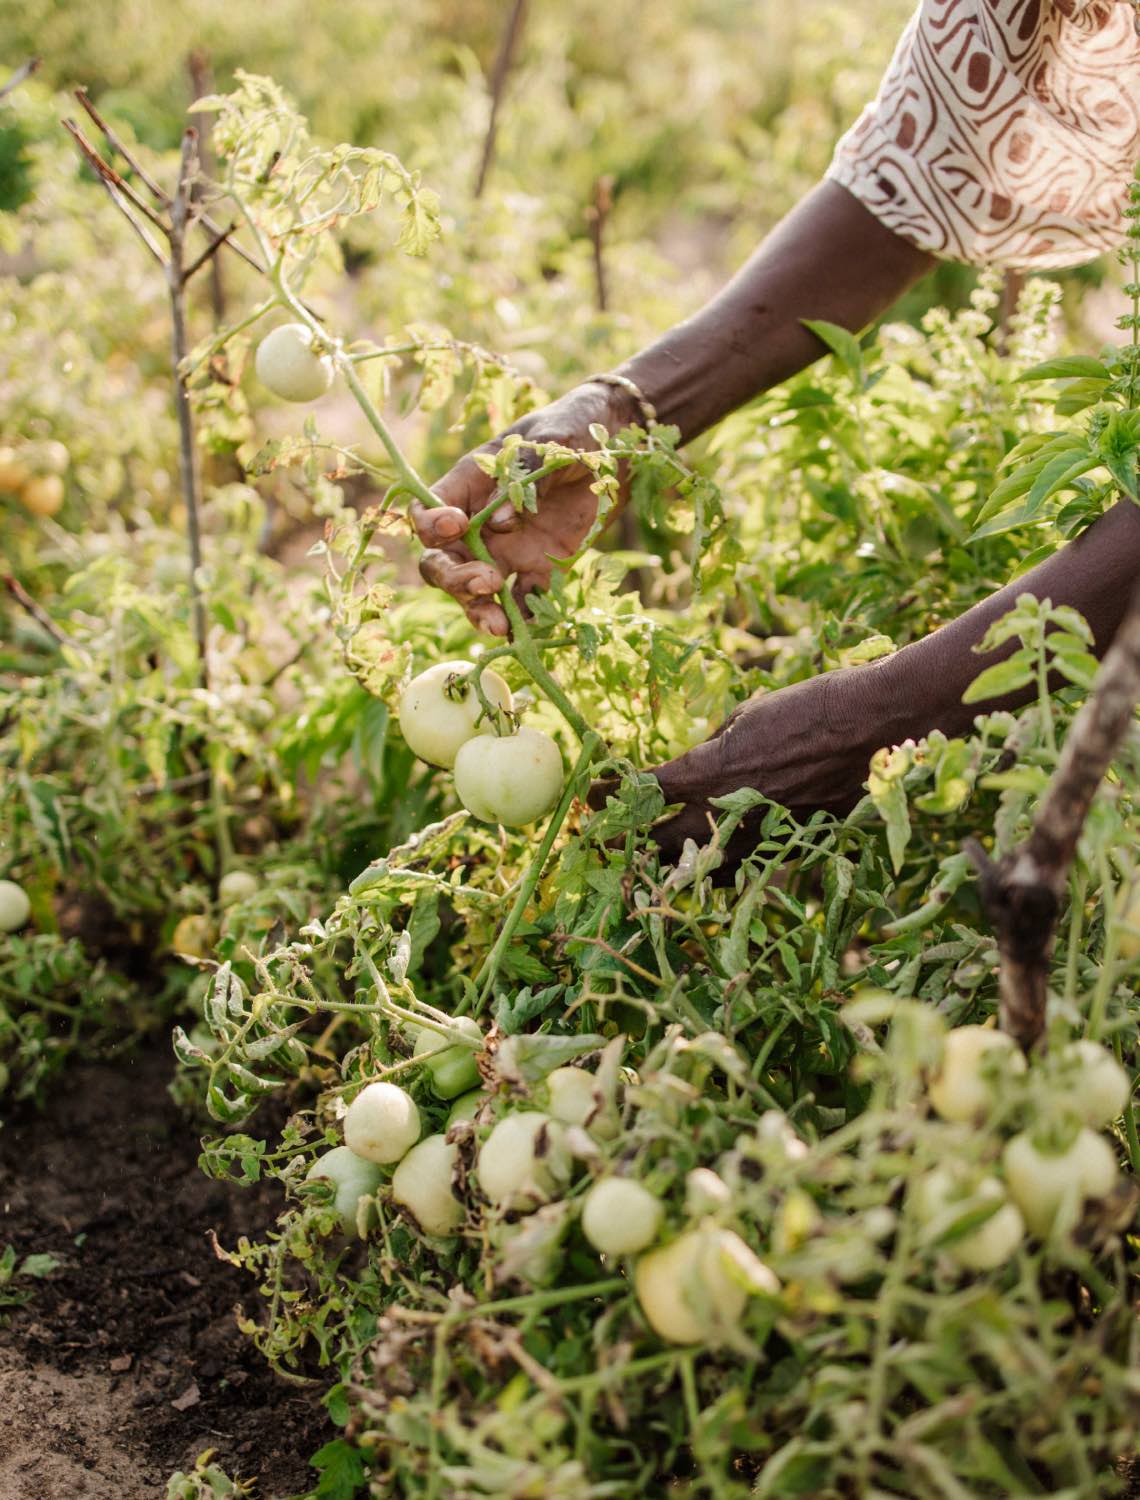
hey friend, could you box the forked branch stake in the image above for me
[969,575,1140,1049]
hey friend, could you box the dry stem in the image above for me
[473,0,527,198]
[969,576,1140,1047]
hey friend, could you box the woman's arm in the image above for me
[616,181,932,443]
[413,185,932,634]
[645,498,1140,859]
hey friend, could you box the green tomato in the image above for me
[447,1089,487,1127]
[685,1167,732,1217]
[344,1081,421,1165]
[391,1133,465,1237]
[171,913,215,959]
[581,1178,662,1256]
[0,880,32,934]
[634,1224,779,1346]
[398,660,513,769]
[914,1168,1024,1271]
[1057,1040,1130,1128]
[306,1146,383,1238]
[477,1111,569,1211]
[928,1025,1025,1123]
[545,1067,595,1126]
[255,322,334,403]
[453,726,563,827]
[20,474,65,517]
[218,869,259,907]
[0,446,31,493]
[544,1066,618,1139]
[414,1016,483,1099]
[1003,1127,1119,1237]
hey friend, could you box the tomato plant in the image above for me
[1,35,1138,1500]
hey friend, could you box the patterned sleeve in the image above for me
[827,0,1140,271]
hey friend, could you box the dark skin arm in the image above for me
[644,498,1140,859]
[415,180,1140,851]
[413,182,934,635]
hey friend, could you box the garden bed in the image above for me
[0,1049,327,1498]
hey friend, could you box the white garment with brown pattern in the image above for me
[828,0,1140,269]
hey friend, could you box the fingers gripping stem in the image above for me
[315,280,592,745]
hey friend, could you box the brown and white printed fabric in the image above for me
[828,0,1140,269]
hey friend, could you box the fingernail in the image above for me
[490,503,515,527]
[436,516,463,540]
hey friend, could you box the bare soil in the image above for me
[0,1049,330,1500]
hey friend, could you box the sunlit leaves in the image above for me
[200,71,441,262]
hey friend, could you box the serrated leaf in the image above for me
[494,984,564,1035]
[493,1033,607,1086]
[310,1437,366,1500]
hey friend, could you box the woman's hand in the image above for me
[642,669,884,862]
[412,380,638,636]
[637,493,1140,866]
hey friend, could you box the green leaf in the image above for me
[1020,356,1111,381]
[310,1437,366,1500]
[867,777,910,874]
[1051,650,1099,690]
[1055,378,1113,416]
[1025,449,1097,510]
[494,984,564,1035]
[497,945,555,984]
[968,495,1057,544]
[962,658,1035,705]
[19,1252,61,1279]
[324,1384,351,1429]
[494,1033,607,1085]
[801,319,864,384]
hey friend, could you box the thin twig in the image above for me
[585,175,613,315]
[188,50,227,322]
[167,127,209,674]
[62,120,169,266]
[0,57,40,104]
[183,220,236,281]
[74,86,172,206]
[74,84,265,276]
[968,576,1140,1048]
[62,116,170,231]
[3,574,73,647]
[473,0,527,198]
[261,641,308,690]
[585,174,648,589]
[130,769,212,800]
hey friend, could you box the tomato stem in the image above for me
[463,518,594,742]
[268,269,441,513]
[273,269,594,748]
[473,732,601,1010]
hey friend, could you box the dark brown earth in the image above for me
[0,1049,331,1500]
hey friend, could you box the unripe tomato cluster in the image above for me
[300,1033,782,1349]
[0,442,69,517]
[398,661,564,828]
[914,1022,1131,1259]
